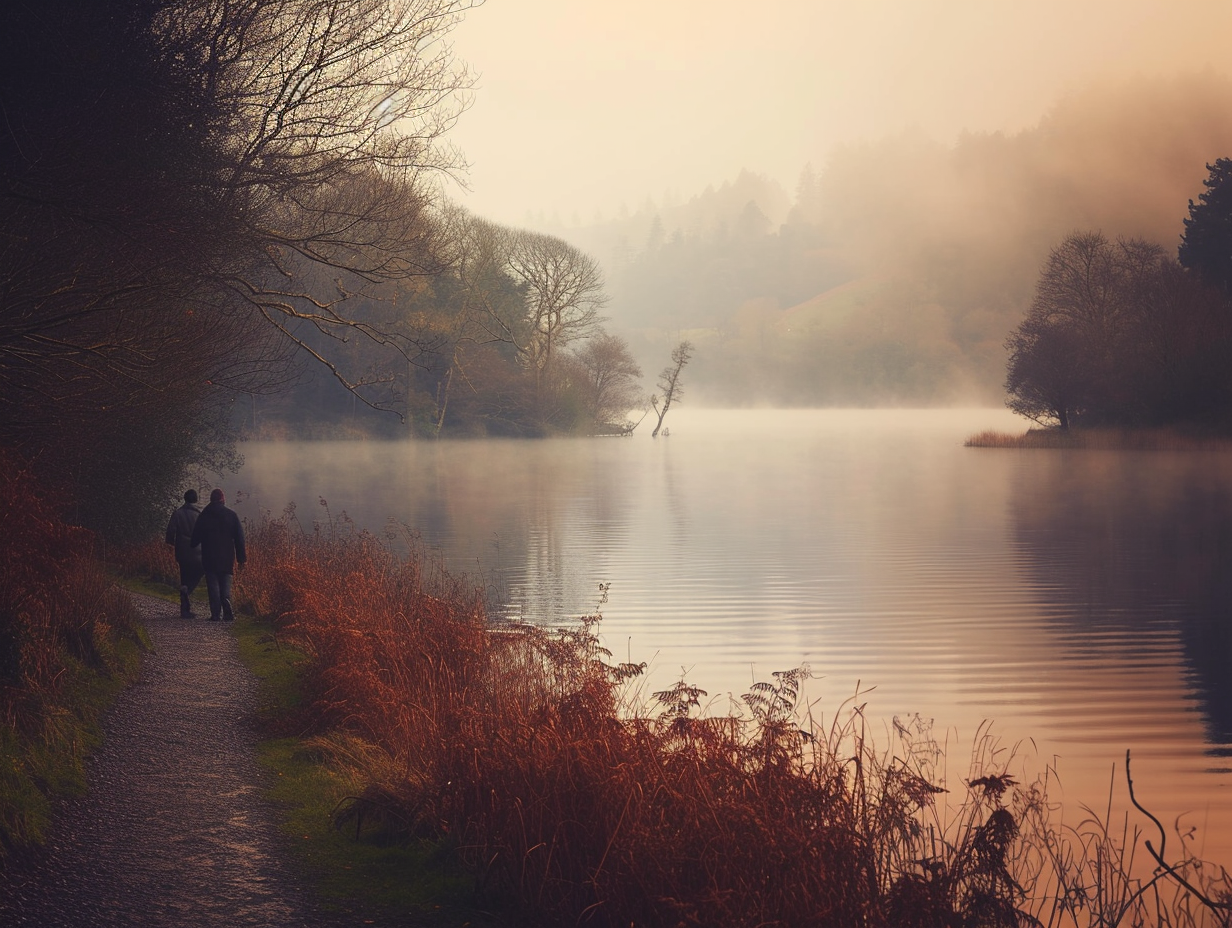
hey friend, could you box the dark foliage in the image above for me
[1005,231,1232,430]
[1,1,280,536]
[1180,158,1232,295]
[1,0,473,537]
[0,457,144,859]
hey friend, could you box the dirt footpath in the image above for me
[0,593,350,927]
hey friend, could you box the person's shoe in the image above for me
[179,587,193,618]
[208,614,221,622]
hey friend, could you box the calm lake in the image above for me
[233,408,1232,865]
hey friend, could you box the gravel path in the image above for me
[0,593,353,927]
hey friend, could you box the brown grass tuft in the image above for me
[222,507,1232,927]
[0,453,145,860]
[966,427,1232,451]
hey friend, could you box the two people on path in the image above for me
[165,489,203,618]
[191,488,247,622]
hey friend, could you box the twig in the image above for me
[1126,750,1231,915]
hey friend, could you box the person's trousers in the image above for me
[178,560,204,616]
[204,570,235,621]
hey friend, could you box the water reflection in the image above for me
[1009,450,1232,753]
[233,409,1232,864]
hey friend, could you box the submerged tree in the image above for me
[651,341,694,438]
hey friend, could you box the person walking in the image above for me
[164,490,204,618]
[190,488,246,622]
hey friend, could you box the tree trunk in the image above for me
[434,365,453,438]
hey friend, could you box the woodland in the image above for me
[4,7,1232,925]
[7,1,1232,539]
[0,0,659,541]
[554,75,1232,413]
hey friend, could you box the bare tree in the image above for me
[571,333,643,433]
[165,0,477,404]
[438,207,530,348]
[2,0,477,405]
[1004,319,1087,429]
[503,230,608,389]
[1005,231,1203,429]
[1027,232,1161,354]
[416,206,527,433]
[0,0,477,534]
[651,341,694,437]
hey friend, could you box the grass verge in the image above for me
[114,514,1232,927]
[230,609,501,926]
[0,453,149,864]
[112,549,496,924]
[0,621,144,861]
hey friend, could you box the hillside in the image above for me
[535,74,1232,407]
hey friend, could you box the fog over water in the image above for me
[233,409,1232,866]
[419,1,1232,413]
[237,0,1232,873]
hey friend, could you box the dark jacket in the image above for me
[190,500,246,575]
[165,503,202,565]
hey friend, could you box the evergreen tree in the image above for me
[1179,158,1232,293]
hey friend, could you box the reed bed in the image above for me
[965,427,1232,451]
[200,505,1231,926]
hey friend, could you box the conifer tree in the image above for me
[1179,158,1232,294]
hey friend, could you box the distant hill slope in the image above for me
[540,74,1232,407]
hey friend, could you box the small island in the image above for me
[974,160,1232,446]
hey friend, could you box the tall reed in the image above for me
[965,427,1232,451]
[228,505,1231,927]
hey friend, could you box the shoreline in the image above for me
[966,426,1232,451]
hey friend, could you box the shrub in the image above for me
[0,453,145,861]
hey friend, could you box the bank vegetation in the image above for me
[1000,161,1232,437]
[113,511,1232,927]
[965,428,1232,451]
[0,457,146,861]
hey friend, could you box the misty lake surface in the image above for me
[233,408,1232,864]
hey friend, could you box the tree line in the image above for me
[548,76,1232,408]
[1,0,667,541]
[1006,159,1232,430]
[1,0,481,536]
[255,208,650,440]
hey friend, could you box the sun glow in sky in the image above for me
[447,0,1232,226]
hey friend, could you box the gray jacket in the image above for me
[165,503,202,565]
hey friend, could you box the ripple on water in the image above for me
[234,409,1232,866]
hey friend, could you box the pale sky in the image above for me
[445,0,1232,228]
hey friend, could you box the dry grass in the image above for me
[113,502,1232,926]
[966,427,1232,451]
[0,454,146,861]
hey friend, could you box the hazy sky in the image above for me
[446,0,1232,227]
